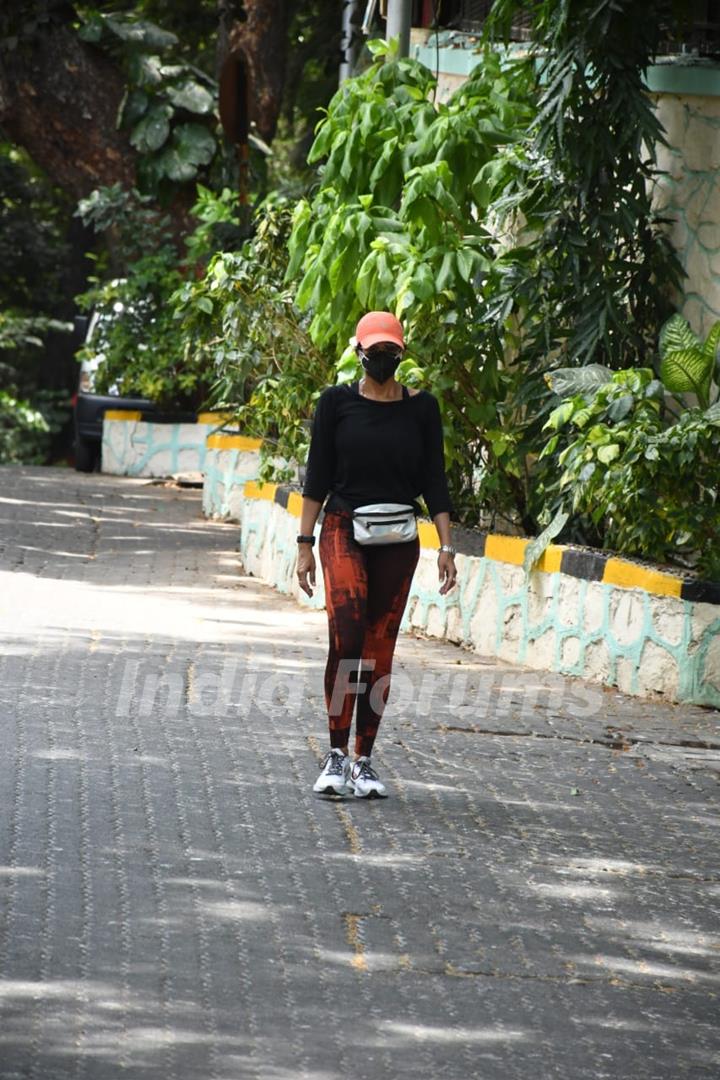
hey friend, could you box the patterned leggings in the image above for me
[318,508,420,757]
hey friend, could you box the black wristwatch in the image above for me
[297,534,316,545]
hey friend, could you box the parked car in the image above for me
[71,311,161,472]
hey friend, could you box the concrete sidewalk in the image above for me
[0,465,718,1079]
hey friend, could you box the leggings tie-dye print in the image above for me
[318,508,420,757]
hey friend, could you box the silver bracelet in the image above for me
[438,544,456,556]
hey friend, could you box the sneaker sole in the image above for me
[351,787,387,799]
[313,784,352,797]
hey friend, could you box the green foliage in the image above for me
[0,389,51,464]
[0,311,71,353]
[0,143,76,462]
[537,364,720,580]
[482,0,683,532]
[77,9,225,196]
[0,312,72,464]
[171,201,335,482]
[658,314,720,408]
[286,40,536,524]
[76,183,169,267]
[0,143,71,315]
[483,0,682,373]
[75,184,227,410]
[285,13,682,531]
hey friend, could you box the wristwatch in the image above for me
[297,534,316,545]
[438,544,456,556]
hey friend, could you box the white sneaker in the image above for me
[348,756,387,799]
[313,748,352,796]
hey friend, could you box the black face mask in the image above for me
[359,346,402,384]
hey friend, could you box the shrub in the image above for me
[538,358,720,580]
[74,185,234,411]
[171,201,335,481]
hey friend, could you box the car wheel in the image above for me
[74,436,100,472]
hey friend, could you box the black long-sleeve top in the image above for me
[302,379,454,518]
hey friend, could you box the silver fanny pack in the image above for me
[351,502,418,545]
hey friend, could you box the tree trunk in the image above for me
[0,21,136,200]
[218,0,293,143]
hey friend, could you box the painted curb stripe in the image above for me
[603,557,682,599]
[244,481,277,501]
[484,535,528,566]
[104,410,143,421]
[681,580,720,605]
[197,411,237,424]
[417,520,440,548]
[239,482,720,606]
[536,545,565,574]
[207,434,263,451]
[105,410,236,425]
[286,492,304,518]
[560,549,607,582]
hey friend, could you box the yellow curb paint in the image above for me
[240,494,686,603]
[206,434,263,451]
[244,480,277,501]
[603,558,682,598]
[535,545,565,574]
[484,534,529,566]
[418,521,440,549]
[286,492,303,518]
[197,411,237,424]
[104,410,142,421]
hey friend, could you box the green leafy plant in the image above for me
[75,184,230,410]
[77,10,223,194]
[0,389,51,464]
[484,0,682,367]
[0,310,72,464]
[658,314,720,409]
[171,201,335,480]
[285,9,682,533]
[285,38,535,525]
[537,365,720,580]
[480,0,683,531]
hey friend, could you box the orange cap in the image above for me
[355,311,405,350]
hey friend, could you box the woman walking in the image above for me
[296,311,457,798]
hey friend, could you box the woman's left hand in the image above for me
[438,552,457,595]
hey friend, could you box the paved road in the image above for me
[0,465,718,1080]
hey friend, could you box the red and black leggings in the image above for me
[318,507,420,757]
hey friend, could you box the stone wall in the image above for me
[202,434,265,520]
[102,411,236,479]
[653,90,720,335]
[237,481,720,709]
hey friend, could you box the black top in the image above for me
[302,379,454,518]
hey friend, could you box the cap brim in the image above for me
[358,332,405,349]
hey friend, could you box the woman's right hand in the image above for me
[296,545,316,597]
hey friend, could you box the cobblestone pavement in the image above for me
[0,465,718,1080]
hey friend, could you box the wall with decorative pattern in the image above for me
[101,410,236,479]
[236,481,720,709]
[202,434,265,519]
[653,89,720,335]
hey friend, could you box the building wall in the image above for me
[652,90,720,335]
